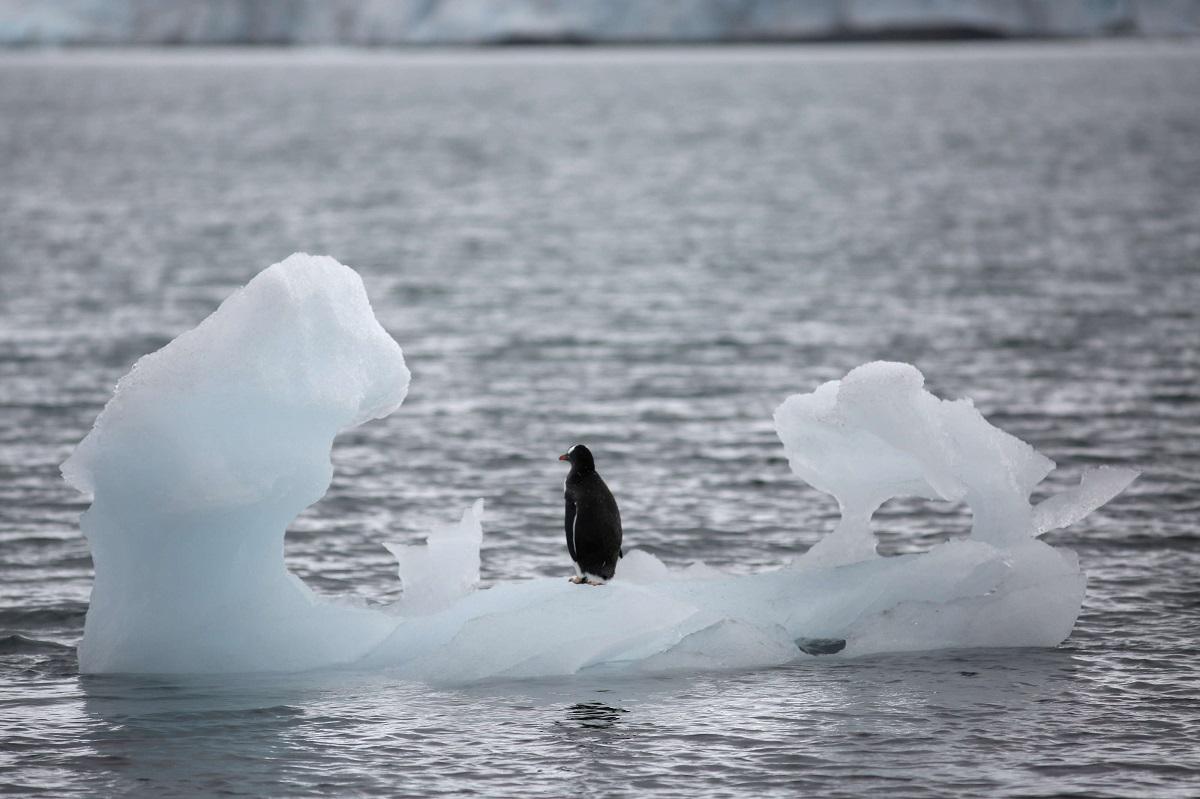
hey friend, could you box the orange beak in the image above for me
[558,453,569,461]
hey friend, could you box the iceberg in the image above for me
[63,254,1137,679]
[62,254,410,673]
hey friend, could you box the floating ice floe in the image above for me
[63,254,1137,679]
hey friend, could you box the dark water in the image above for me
[2,43,1198,796]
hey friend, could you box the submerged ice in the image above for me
[64,254,1137,679]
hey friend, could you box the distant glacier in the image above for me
[1,0,1198,46]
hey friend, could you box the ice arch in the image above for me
[774,362,1136,567]
[63,254,1137,678]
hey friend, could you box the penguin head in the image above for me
[558,443,595,471]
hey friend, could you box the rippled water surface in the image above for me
[2,43,1198,796]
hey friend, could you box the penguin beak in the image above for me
[558,453,569,461]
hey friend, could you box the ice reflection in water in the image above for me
[563,700,629,729]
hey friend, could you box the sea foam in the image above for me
[63,254,1136,679]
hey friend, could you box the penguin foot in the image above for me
[584,577,607,586]
[568,575,585,584]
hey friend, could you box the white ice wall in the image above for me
[2,0,1197,46]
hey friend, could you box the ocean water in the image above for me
[1,42,1198,797]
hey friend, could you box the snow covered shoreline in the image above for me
[3,0,1198,48]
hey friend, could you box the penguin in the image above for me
[559,444,623,585]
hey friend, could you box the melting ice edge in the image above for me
[61,254,1137,680]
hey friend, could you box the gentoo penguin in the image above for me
[559,444,623,585]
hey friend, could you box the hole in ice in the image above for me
[872,497,973,556]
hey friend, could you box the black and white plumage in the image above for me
[559,444,622,585]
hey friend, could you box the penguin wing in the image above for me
[564,494,578,563]
[570,483,622,572]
